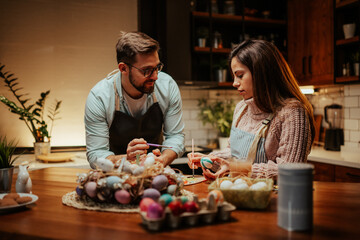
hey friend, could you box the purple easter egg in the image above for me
[147,202,164,219]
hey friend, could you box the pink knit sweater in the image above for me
[211,98,312,178]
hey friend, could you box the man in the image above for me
[85,31,185,168]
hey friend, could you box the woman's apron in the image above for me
[109,76,164,155]
[229,103,274,164]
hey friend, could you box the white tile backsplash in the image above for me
[307,84,360,151]
[344,96,359,107]
[350,108,360,119]
[181,88,242,147]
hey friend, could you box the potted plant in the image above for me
[0,136,20,193]
[0,64,61,158]
[352,51,359,76]
[198,98,235,149]
[196,26,209,47]
[213,58,228,82]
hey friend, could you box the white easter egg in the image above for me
[200,157,213,170]
[231,183,249,190]
[96,158,114,172]
[234,178,247,185]
[220,180,233,189]
[144,156,155,167]
[249,181,267,191]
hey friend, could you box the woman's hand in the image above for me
[126,138,149,161]
[187,153,230,181]
[202,156,230,181]
[187,152,206,169]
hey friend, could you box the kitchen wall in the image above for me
[0,0,137,147]
[180,88,242,148]
[307,84,360,151]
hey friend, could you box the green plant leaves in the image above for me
[198,98,235,137]
[0,64,61,142]
[0,136,19,169]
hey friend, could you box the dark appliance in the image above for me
[324,104,344,151]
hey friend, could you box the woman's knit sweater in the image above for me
[212,98,312,178]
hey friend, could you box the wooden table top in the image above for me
[1,167,359,240]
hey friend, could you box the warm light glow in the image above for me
[300,86,315,95]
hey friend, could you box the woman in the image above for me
[188,40,315,180]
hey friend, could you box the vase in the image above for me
[215,69,227,83]
[198,38,206,47]
[0,167,14,193]
[343,23,356,39]
[354,63,359,76]
[33,142,51,160]
[218,137,229,150]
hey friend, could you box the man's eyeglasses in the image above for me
[125,63,164,78]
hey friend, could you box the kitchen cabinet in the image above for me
[190,0,287,86]
[288,0,334,86]
[334,0,360,84]
[138,0,287,87]
[308,160,360,182]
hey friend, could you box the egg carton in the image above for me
[139,197,236,231]
[208,177,274,210]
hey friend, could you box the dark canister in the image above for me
[277,163,314,231]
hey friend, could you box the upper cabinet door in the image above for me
[288,0,307,82]
[288,0,334,86]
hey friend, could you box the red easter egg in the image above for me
[167,200,185,216]
[183,201,200,213]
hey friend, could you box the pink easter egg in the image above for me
[84,182,97,198]
[115,189,131,204]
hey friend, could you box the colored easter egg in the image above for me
[106,176,121,189]
[115,189,131,204]
[147,202,164,219]
[159,193,173,206]
[140,197,155,212]
[152,175,168,191]
[208,190,224,204]
[220,180,233,189]
[167,184,177,195]
[183,201,200,213]
[76,186,83,196]
[168,200,185,216]
[180,196,188,204]
[84,181,97,198]
[200,157,213,170]
[143,188,161,201]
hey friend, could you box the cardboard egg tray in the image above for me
[208,177,274,210]
[140,196,236,231]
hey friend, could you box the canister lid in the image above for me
[278,163,314,175]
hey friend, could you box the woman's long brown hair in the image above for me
[229,40,315,143]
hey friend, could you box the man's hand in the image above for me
[126,138,149,161]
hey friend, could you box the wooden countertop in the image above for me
[1,167,360,239]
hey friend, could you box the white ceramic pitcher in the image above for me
[16,164,32,193]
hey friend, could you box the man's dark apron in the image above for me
[109,78,164,155]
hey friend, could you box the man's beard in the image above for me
[129,71,155,94]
